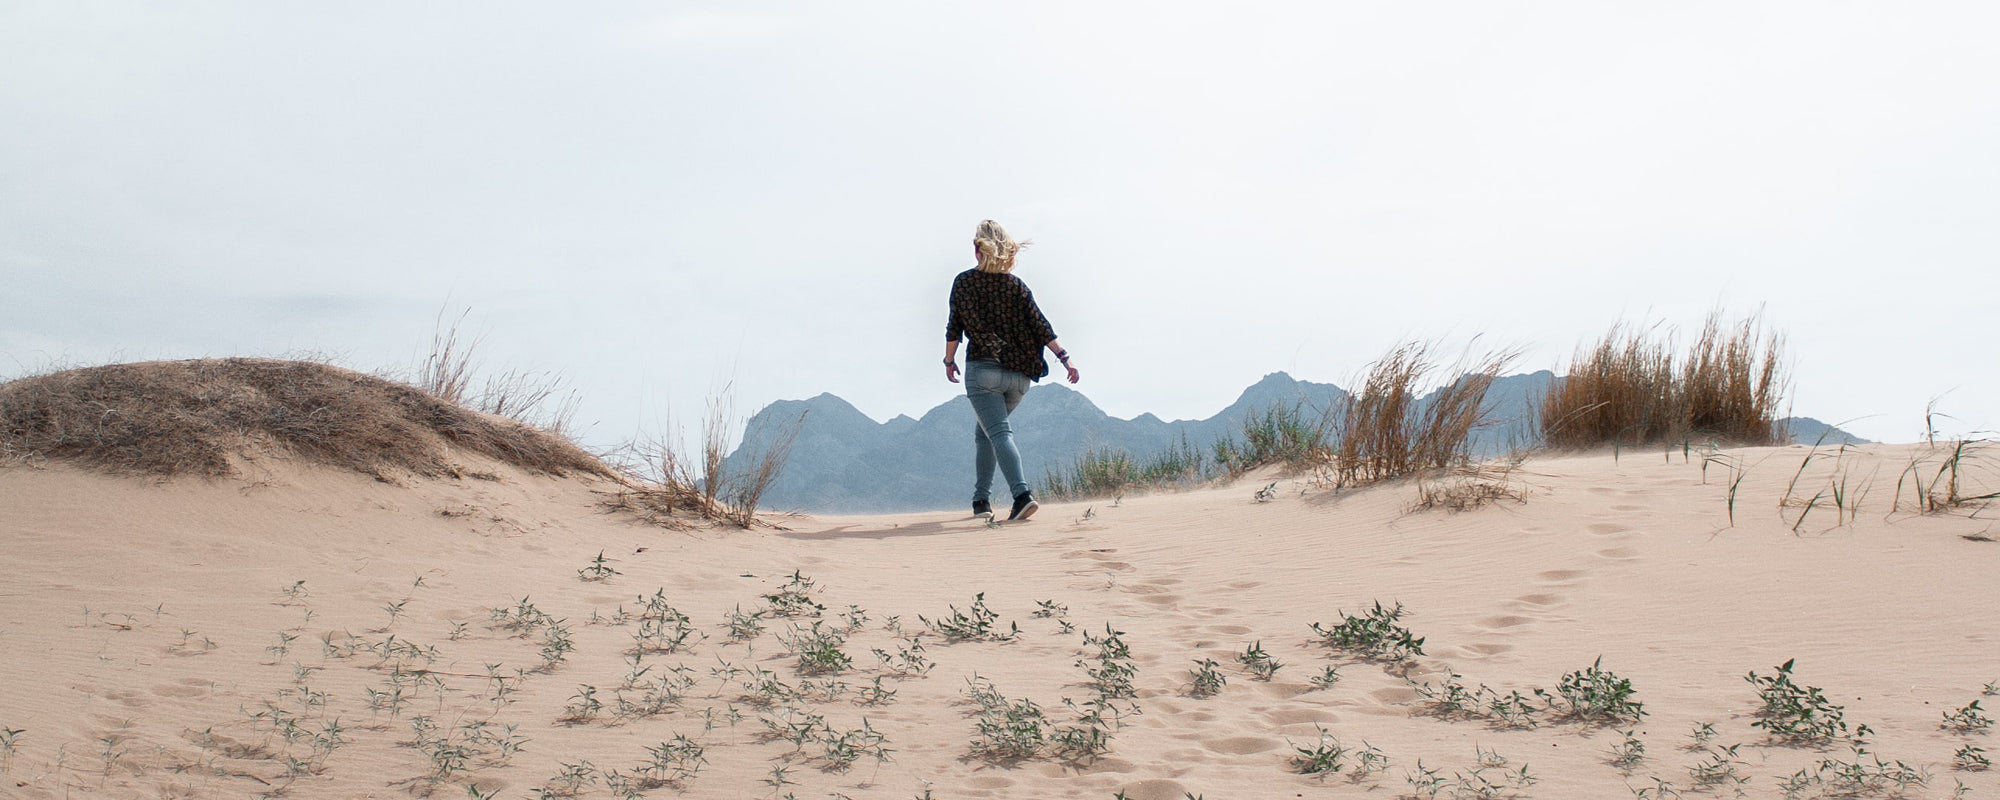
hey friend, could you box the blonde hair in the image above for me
[972,219,1028,274]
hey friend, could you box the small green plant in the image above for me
[1943,699,1994,733]
[965,678,1050,761]
[1308,664,1342,690]
[722,604,765,641]
[1953,743,1990,771]
[1413,671,1489,719]
[1405,759,1448,799]
[1540,656,1646,724]
[1289,726,1348,779]
[0,727,22,772]
[538,620,575,671]
[1034,599,1067,618]
[922,593,1017,642]
[1487,689,1540,729]
[818,719,893,772]
[761,570,825,618]
[782,620,853,675]
[1686,721,1718,749]
[1632,776,1681,799]
[268,631,298,660]
[1187,659,1227,698]
[493,596,556,634]
[630,589,700,654]
[383,598,409,626]
[1352,740,1391,780]
[1685,743,1748,792]
[577,550,620,582]
[633,734,705,788]
[1606,729,1645,769]
[872,640,934,676]
[1237,640,1282,681]
[1782,744,1928,797]
[857,676,898,706]
[1309,600,1425,662]
[1746,659,1853,744]
[1079,624,1138,698]
[559,685,601,725]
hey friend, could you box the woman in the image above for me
[943,220,1081,522]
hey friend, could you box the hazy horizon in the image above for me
[6,3,1994,448]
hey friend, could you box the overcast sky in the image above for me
[4,2,1995,452]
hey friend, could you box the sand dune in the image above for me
[2,442,1995,799]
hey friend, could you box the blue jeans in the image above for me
[965,359,1031,502]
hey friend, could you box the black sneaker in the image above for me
[972,499,992,519]
[1008,491,1038,521]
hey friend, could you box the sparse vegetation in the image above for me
[1043,435,1214,501]
[1541,657,1647,724]
[0,359,613,479]
[1187,659,1227,698]
[1541,311,1784,449]
[1309,600,1425,663]
[1331,342,1518,486]
[1747,659,1858,745]
[921,593,1017,642]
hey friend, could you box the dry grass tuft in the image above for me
[0,358,614,480]
[1541,311,1784,449]
[1331,343,1518,486]
[600,398,806,529]
[1411,463,1530,512]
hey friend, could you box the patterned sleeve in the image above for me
[945,273,966,342]
[1022,284,1056,345]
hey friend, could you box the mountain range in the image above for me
[723,372,1862,514]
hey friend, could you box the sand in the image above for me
[1,442,1996,799]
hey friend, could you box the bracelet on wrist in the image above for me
[943,358,954,366]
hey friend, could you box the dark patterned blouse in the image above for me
[945,269,1058,381]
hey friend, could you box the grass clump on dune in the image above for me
[1541,310,1784,449]
[1331,342,1516,486]
[0,358,614,480]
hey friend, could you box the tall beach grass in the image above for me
[1540,311,1785,449]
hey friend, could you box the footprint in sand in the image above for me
[150,682,209,699]
[1536,569,1584,584]
[1457,641,1515,659]
[1610,504,1646,512]
[1260,707,1341,726]
[1596,546,1639,561]
[1202,735,1282,755]
[1114,780,1194,800]
[1588,522,1631,535]
[1513,592,1565,609]
[1474,614,1533,630]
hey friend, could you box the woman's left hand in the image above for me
[1064,363,1080,384]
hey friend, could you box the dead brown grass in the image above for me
[1331,343,1518,486]
[0,358,615,480]
[1541,311,1784,449]
[1411,463,1530,512]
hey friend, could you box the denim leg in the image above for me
[972,422,997,503]
[966,361,1031,500]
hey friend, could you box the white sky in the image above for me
[4,2,1995,449]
